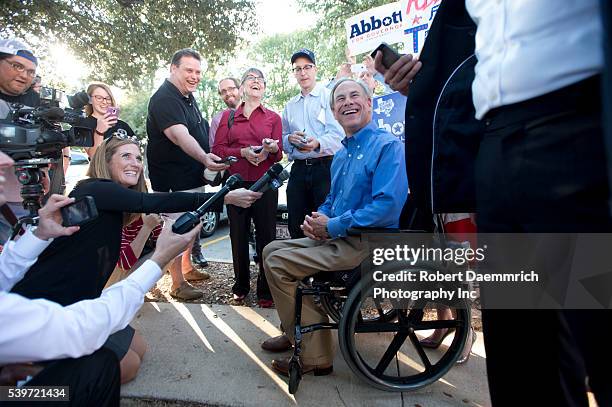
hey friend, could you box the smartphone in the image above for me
[252,146,264,154]
[350,63,367,74]
[61,195,98,227]
[371,43,401,70]
[214,156,238,165]
[106,106,120,118]
[300,136,308,144]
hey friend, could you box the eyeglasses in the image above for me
[220,86,237,96]
[2,59,36,77]
[292,64,315,74]
[92,95,112,103]
[244,75,264,83]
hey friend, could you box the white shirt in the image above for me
[282,83,344,160]
[0,229,162,364]
[466,0,603,119]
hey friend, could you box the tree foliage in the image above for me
[295,0,390,64]
[248,29,352,112]
[1,0,258,88]
[118,88,150,139]
[296,0,389,35]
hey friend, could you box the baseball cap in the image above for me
[291,48,315,65]
[0,38,38,66]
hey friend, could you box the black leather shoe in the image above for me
[191,253,208,268]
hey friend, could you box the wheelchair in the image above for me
[286,229,473,394]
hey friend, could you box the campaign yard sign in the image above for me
[346,2,405,57]
[345,0,441,57]
[372,91,407,142]
[400,0,441,55]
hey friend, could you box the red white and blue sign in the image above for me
[372,91,407,143]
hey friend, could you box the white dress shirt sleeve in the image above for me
[316,88,345,156]
[0,229,51,291]
[0,259,162,364]
[281,104,294,155]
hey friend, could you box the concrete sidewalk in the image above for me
[122,303,490,406]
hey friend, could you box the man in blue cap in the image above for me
[281,48,344,239]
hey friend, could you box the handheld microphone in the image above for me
[248,163,284,192]
[172,174,242,234]
[260,168,289,193]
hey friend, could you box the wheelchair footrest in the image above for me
[301,323,338,334]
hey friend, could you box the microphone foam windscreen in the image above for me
[226,173,243,187]
[270,163,283,175]
[68,91,90,109]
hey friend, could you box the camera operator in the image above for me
[0,38,72,244]
[0,149,203,406]
[0,38,40,107]
[0,38,40,244]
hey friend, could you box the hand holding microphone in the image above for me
[172,174,243,234]
[248,163,286,193]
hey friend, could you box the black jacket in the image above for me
[401,0,483,228]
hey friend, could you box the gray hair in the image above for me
[329,78,372,110]
[241,67,266,86]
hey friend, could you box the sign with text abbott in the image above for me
[346,2,404,56]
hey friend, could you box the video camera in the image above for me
[0,88,92,161]
[0,89,93,228]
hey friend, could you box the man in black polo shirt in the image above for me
[146,48,227,291]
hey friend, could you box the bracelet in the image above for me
[95,129,104,136]
[63,154,70,158]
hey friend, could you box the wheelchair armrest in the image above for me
[346,227,431,236]
[347,227,401,236]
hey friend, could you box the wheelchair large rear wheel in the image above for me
[338,274,471,392]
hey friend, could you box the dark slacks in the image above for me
[4,348,120,407]
[227,181,277,300]
[286,158,332,239]
[476,75,612,407]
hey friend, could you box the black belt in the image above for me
[293,156,333,166]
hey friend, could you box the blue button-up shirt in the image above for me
[281,83,344,160]
[319,123,408,238]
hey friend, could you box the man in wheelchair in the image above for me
[262,78,408,377]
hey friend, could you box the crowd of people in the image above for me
[1,0,611,405]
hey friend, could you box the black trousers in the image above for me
[227,182,277,300]
[476,76,612,407]
[4,348,120,407]
[286,159,332,239]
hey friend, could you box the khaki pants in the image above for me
[262,237,368,365]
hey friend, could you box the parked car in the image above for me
[65,149,90,193]
[201,162,292,240]
[69,150,89,165]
